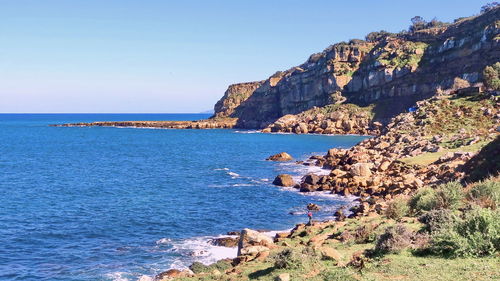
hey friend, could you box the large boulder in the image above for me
[272,174,295,187]
[266,152,293,161]
[237,228,274,256]
[349,163,373,177]
[303,173,320,185]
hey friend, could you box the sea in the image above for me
[0,114,367,281]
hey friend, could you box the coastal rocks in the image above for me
[266,152,293,161]
[272,174,295,187]
[155,269,191,280]
[349,163,373,177]
[307,203,321,211]
[210,237,239,247]
[55,119,238,129]
[237,228,274,256]
[263,104,378,135]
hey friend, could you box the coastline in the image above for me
[140,148,361,281]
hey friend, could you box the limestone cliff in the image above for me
[211,7,500,129]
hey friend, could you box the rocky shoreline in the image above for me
[50,118,237,129]
[150,92,498,280]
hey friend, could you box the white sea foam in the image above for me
[227,172,240,178]
[166,235,238,269]
[105,271,130,281]
[213,168,230,171]
[234,130,261,134]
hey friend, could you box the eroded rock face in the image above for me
[210,7,500,129]
[213,81,264,118]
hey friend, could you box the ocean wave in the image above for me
[233,130,261,134]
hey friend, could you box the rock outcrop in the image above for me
[266,152,293,161]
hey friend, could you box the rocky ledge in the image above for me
[51,118,237,129]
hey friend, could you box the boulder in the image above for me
[272,174,295,187]
[210,237,239,247]
[266,152,293,161]
[155,269,182,280]
[237,228,274,256]
[320,247,343,264]
[307,203,321,211]
[276,273,290,281]
[349,163,373,177]
[303,173,320,185]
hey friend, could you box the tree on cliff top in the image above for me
[481,2,500,14]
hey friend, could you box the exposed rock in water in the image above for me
[266,152,293,161]
[307,203,321,211]
[210,237,239,247]
[272,174,295,187]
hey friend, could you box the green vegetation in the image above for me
[375,41,428,69]
[483,62,500,90]
[385,196,410,221]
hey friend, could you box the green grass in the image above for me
[363,254,500,281]
[400,140,490,166]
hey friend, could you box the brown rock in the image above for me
[307,203,321,211]
[349,163,373,177]
[266,152,293,161]
[272,174,295,187]
[320,247,343,265]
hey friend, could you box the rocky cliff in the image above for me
[211,7,500,130]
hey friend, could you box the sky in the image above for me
[0,0,493,113]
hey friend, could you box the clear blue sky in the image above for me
[0,0,492,113]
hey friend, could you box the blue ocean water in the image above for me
[0,114,366,281]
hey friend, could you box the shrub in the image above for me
[418,209,460,233]
[273,247,319,269]
[483,62,500,90]
[428,207,500,257]
[481,2,500,14]
[435,181,465,210]
[385,196,410,221]
[189,260,231,274]
[374,224,414,254]
[354,223,378,243]
[410,182,465,214]
[410,187,438,214]
[468,178,500,209]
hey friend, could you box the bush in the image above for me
[273,247,319,269]
[483,62,500,90]
[418,209,460,233]
[468,178,500,209]
[410,182,465,214]
[374,224,415,254]
[189,260,231,274]
[354,223,378,243]
[410,187,438,214]
[428,207,500,257]
[435,181,465,210]
[385,196,410,221]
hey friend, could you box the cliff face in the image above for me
[212,7,500,129]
